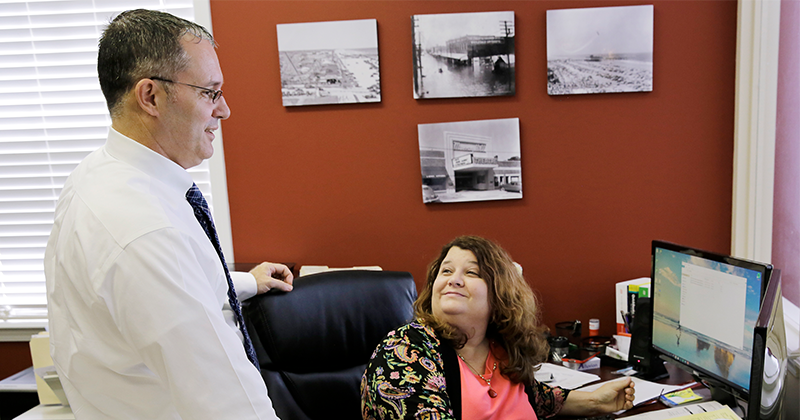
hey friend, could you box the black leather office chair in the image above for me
[243,270,417,420]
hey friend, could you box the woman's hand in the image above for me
[559,377,635,416]
[593,377,635,412]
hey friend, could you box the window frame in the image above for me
[0,0,233,341]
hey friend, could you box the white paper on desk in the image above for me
[534,363,600,389]
[577,377,683,412]
[0,366,37,391]
[622,401,726,420]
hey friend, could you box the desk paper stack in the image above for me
[667,406,740,420]
[622,401,737,420]
[29,332,61,405]
[0,367,37,391]
[534,363,600,389]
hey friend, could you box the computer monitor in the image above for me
[650,240,787,419]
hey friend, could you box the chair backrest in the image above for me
[243,270,417,420]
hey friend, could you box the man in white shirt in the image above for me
[44,9,290,419]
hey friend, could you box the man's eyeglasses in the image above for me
[150,77,223,103]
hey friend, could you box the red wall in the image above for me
[209,0,738,336]
[0,342,31,379]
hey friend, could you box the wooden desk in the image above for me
[14,364,707,420]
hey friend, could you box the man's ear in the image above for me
[134,78,161,117]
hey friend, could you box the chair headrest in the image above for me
[244,270,416,373]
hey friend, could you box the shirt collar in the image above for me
[104,127,194,195]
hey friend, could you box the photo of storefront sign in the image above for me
[418,118,521,204]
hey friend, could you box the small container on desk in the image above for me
[589,318,600,336]
[562,349,602,371]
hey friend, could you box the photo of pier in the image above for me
[277,19,380,106]
[412,11,515,99]
[547,5,653,96]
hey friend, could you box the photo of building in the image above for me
[418,118,521,203]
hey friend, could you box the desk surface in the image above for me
[570,361,709,419]
[0,367,37,392]
[13,405,73,420]
[585,359,694,384]
[13,362,702,420]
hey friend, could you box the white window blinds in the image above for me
[0,0,217,329]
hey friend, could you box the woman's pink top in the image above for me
[458,348,538,420]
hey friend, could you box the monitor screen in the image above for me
[650,241,772,395]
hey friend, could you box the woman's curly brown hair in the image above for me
[414,235,549,386]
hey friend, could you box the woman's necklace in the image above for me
[457,352,498,398]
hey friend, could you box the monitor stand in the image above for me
[634,359,669,381]
[664,358,742,409]
[695,373,746,415]
[708,383,739,408]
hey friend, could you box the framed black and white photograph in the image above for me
[277,19,380,106]
[412,11,515,99]
[419,118,521,204]
[547,5,653,95]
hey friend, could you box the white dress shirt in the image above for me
[44,128,277,419]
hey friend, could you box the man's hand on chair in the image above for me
[250,262,294,294]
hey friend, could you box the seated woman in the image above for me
[361,235,635,419]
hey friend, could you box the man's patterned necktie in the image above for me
[186,183,259,369]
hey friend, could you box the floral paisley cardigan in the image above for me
[360,320,570,420]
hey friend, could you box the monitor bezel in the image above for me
[649,240,773,397]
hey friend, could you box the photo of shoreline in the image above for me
[547,5,653,95]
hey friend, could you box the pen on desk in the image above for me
[620,310,631,333]
[613,366,634,375]
[632,387,665,408]
[671,381,699,392]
